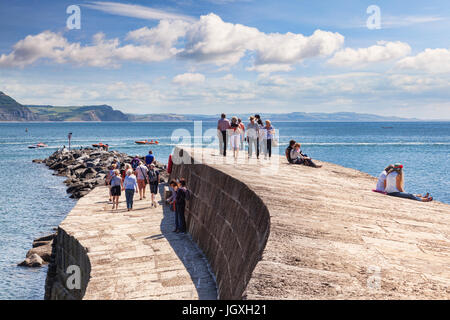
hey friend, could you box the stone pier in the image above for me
[46,147,450,300]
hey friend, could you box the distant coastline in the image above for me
[2,91,448,122]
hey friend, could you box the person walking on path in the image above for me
[229,116,242,159]
[247,116,259,159]
[265,120,275,159]
[123,169,138,211]
[257,119,267,159]
[105,163,117,202]
[136,161,149,200]
[217,113,231,156]
[148,163,160,208]
[110,169,122,210]
[145,150,155,165]
[255,114,262,156]
[238,118,245,151]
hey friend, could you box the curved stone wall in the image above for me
[44,227,91,300]
[171,150,271,299]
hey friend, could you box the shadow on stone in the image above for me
[157,184,218,300]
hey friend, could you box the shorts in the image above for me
[111,185,121,197]
[150,182,158,194]
[137,179,146,189]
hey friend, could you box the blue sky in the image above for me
[0,0,449,119]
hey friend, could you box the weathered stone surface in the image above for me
[27,241,53,262]
[45,185,217,300]
[171,148,450,300]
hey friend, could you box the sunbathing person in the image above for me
[385,163,432,202]
[290,143,322,168]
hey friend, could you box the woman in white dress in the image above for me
[229,116,242,159]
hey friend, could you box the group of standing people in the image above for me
[217,113,276,160]
[375,163,433,202]
[105,150,160,211]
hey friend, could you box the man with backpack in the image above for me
[148,163,160,208]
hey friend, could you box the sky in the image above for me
[0,0,449,119]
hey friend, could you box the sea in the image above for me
[0,121,448,299]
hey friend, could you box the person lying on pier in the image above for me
[290,143,322,168]
[385,163,433,202]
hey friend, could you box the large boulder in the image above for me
[18,253,44,268]
[27,241,52,262]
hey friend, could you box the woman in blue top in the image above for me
[110,169,122,210]
[123,169,138,211]
[265,120,275,159]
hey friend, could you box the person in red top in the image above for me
[167,154,173,174]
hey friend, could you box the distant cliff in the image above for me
[26,105,129,121]
[1,91,421,122]
[0,91,128,121]
[0,91,38,121]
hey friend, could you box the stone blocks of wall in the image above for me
[44,227,91,300]
[171,151,270,299]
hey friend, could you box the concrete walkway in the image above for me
[61,184,217,300]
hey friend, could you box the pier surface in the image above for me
[53,185,217,300]
[47,148,450,300]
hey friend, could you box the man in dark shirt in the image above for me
[217,113,231,156]
[286,140,296,163]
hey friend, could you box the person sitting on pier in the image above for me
[285,140,296,163]
[290,143,322,168]
[374,164,394,193]
[385,163,432,202]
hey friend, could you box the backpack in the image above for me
[148,169,159,183]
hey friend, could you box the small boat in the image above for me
[28,142,48,149]
[92,143,107,148]
[135,140,159,145]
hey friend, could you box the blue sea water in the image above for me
[0,121,448,299]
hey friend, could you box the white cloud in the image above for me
[172,73,206,85]
[0,13,344,72]
[396,48,450,74]
[180,14,344,71]
[83,1,196,22]
[328,41,411,67]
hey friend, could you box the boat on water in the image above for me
[28,142,48,149]
[135,140,159,145]
[92,143,106,148]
